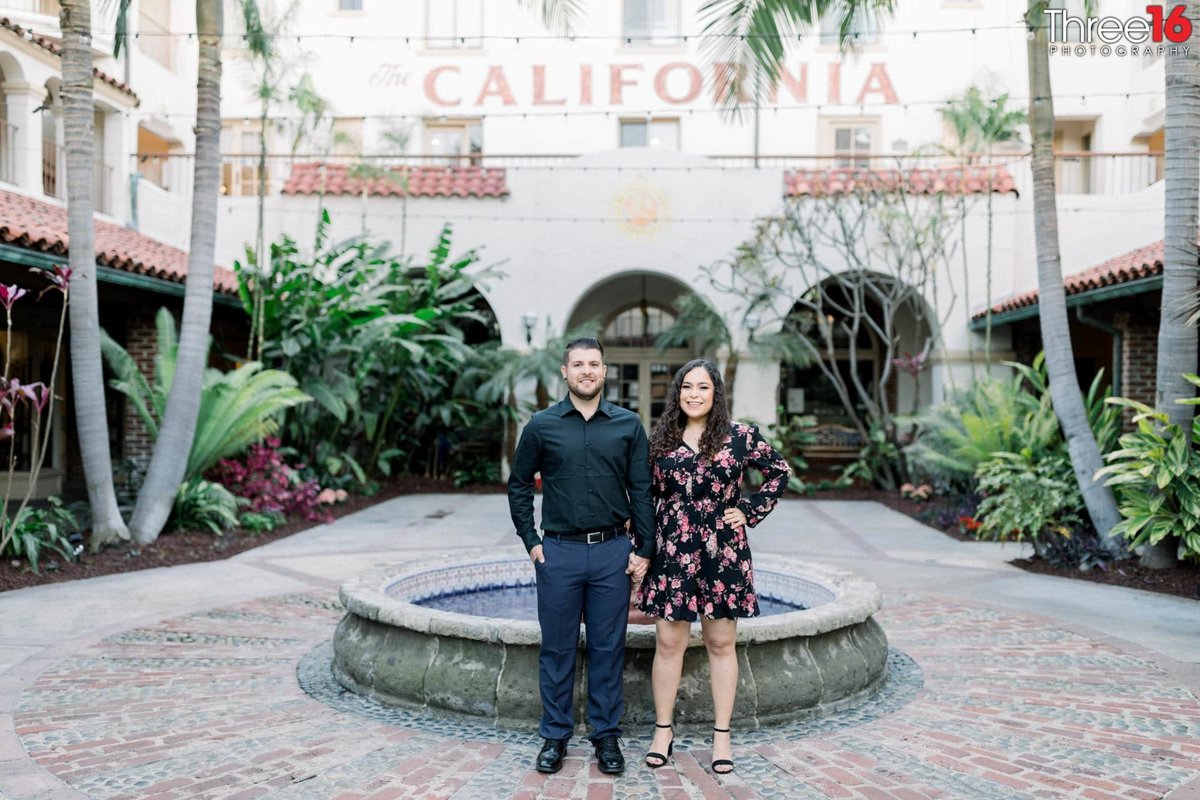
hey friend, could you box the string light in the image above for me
[75,22,1036,42]
[115,89,1164,124]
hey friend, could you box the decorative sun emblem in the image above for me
[612,180,669,237]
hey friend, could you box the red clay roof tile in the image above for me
[784,164,1017,198]
[975,240,1166,319]
[281,162,509,199]
[0,188,236,294]
[0,18,140,104]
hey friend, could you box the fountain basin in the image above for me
[333,555,887,729]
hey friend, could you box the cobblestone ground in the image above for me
[13,592,1200,800]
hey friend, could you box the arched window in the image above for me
[603,304,677,348]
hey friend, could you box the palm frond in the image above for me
[517,0,586,36]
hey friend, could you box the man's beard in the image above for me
[568,378,604,401]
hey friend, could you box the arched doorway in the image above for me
[566,272,697,429]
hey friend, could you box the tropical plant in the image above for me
[209,437,329,523]
[1096,379,1200,562]
[100,308,311,480]
[0,268,70,559]
[1150,0,1200,568]
[3,497,81,573]
[60,0,129,547]
[974,452,1083,545]
[940,85,1026,364]
[169,478,241,535]
[907,355,1120,487]
[241,219,490,485]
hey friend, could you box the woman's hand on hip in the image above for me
[723,507,748,530]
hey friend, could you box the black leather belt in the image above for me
[543,526,624,544]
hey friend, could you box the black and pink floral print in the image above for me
[636,422,791,621]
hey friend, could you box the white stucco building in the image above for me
[0,0,1173,460]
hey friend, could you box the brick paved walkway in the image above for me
[2,495,1199,799]
[10,590,1200,799]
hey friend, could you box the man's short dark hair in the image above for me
[562,336,605,365]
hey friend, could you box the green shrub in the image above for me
[974,452,1083,544]
[171,479,241,535]
[101,308,311,480]
[3,497,80,572]
[1096,378,1200,561]
[238,510,286,534]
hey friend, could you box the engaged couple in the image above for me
[507,336,791,776]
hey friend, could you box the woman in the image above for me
[635,359,791,774]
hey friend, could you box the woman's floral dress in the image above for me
[636,422,792,621]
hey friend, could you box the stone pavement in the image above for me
[1,494,1199,800]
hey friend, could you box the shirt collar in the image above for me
[555,395,615,418]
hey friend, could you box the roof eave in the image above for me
[969,274,1164,330]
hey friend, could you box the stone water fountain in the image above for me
[332,555,888,729]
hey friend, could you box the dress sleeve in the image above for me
[735,424,792,528]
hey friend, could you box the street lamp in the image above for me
[522,311,538,345]
[745,313,761,341]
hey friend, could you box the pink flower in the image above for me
[35,265,72,298]
[0,284,27,312]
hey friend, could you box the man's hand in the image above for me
[627,553,649,583]
[530,545,545,566]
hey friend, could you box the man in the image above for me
[508,336,654,775]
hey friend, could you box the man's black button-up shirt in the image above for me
[508,396,655,559]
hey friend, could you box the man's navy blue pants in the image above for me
[534,534,631,741]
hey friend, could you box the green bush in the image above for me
[1096,377,1200,561]
[171,479,241,535]
[238,509,286,534]
[3,497,79,572]
[974,452,1083,544]
[101,308,311,480]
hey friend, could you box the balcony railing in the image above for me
[0,121,15,185]
[127,150,1166,200]
[1052,151,1162,195]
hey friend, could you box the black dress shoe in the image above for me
[535,737,569,773]
[593,735,625,774]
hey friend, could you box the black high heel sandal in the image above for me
[644,722,674,768]
[711,726,734,774]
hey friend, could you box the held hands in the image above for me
[723,507,748,530]
[530,544,545,566]
[627,553,649,583]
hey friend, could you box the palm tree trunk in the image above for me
[128,0,223,544]
[1025,6,1123,554]
[60,0,129,548]
[1147,1,1200,568]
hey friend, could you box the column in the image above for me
[1,81,46,195]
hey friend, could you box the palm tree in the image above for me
[940,87,1026,365]
[1148,0,1200,567]
[60,0,129,547]
[127,0,225,543]
[1023,2,1122,553]
[701,0,1123,552]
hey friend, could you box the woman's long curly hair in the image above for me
[649,359,731,462]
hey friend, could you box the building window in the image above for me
[338,0,363,9]
[423,119,482,165]
[620,118,679,149]
[426,0,483,47]
[622,0,680,44]
[219,120,270,196]
[820,118,880,168]
[819,7,880,45]
[330,117,364,156]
